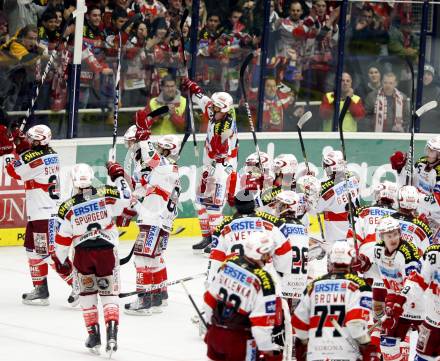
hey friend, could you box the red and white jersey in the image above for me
[292,272,372,361]
[204,255,282,352]
[6,147,61,221]
[391,212,433,254]
[373,240,422,320]
[275,17,310,57]
[55,177,132,263]
[348,205,396,279]
[316,174,360,243]
[134,158,181,233]
[191,93,238,165]
[208,211,293,283]
[278,218,309,299]
[403,244,440,328]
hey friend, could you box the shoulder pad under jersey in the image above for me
[58,193,83,219]
[261,186,282,205]
[344,273,371,292]
[411,217,433,237]
[424,244,440,259]
[398,241,421,263]
[321,179,335,195]
[255,210,282,226]
[213,215,234,235]
[250,267,275,296]
[97,185,121,198]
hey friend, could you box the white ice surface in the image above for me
[0,238,209,361]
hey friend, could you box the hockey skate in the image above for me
[106,320,118,357]
[151,292,163,313]
[203,245,211,256]
[22,279,49,306]
[85,324,101,355]
[161,290,168,307]
[192,236,211,254]
[124,294,152,316]
[67,288,79,307]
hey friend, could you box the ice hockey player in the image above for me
[392,243,440,360]
[239,151,274,193]
[347,181,398,322]
[316,147,360,247]
[292,241,377,361]
[207,189,292,284]
[54,162,132,355]
[181,78,238,253]
[390,136,440,242]
[3,124,75,305]
[271,190,310,310]
[391,185,432,254]
[351,217,422,361]
[121,134,181,315]
[204,231,283,361]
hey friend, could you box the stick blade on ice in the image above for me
[415,100,438,117]
[297,111,312,129]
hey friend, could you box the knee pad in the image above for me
[380,336,401,361]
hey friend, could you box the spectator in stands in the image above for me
[0,12,9,46]
[38,9,61,47]
[3,0,46,36]
[167,0,185,30]
[141,75,186,134]
[319,72,366,132]
[355,63,382,100]
[364,72,410,132]
[224,8,246,33]
[420,64,440,133]
[132,0,166,23]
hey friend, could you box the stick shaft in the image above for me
[180,280,208,329]
[297,126,309,173]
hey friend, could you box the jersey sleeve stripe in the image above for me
[291,313,309,331]
[250,315,276,327]
[209,249,226,262]
[324,211,348,221]
[55,234,73,246]
[345,308,370,323]
[408,271,428,290]
[203,291,217,310]
[274,240,291,256]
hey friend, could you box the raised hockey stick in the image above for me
[119,221,183,266]
[338,96,359,256]
[19,15,74,131]
[180,280,208,329]
[240,52,264,174]
[296,111,313,173]
[405,57,416,186]
[118,272,206,298]
[330,318,361,356]
[179,9,199,159]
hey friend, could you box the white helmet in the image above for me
[273,154,298,175]
[243,231,275,262]
[27,124,52,146]
[322,148,345,176]
[157,134,181,163]
[211,92,233,113]
[376,217,401,239]
[124,125,137,149]
[71,163,94,189]
[398,185,419,211]
[373,181,398,206]
[329,241,353,265]
[296,175,321,209]
[426,136,440,152]
[245,151,271,173]
[274,190,301,217]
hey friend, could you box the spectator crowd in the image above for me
[0,0,438,134]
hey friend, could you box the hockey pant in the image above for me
[73,246,120,332]
[25,219,73,287]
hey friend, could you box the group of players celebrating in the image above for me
[1,79,440,361]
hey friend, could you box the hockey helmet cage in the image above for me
[27,124,52,146]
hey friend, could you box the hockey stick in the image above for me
[338,96,359,256]
[405,57,416,186]
[19,15,74,131]
[179,9,199,159]
[281,299,293,361]
[119,222,184,266]
[180,280,208,329]
[118,272,206,298]
[330,318,361,356]
[296,111,313,173]
[240,53,264,175]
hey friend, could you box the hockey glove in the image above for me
[116,207,137,227]
[11,128,31,154]
[51,253,73,277]
[181,77,203,95]
[0,125,13,156]
[390,151,407,173]
[351,254,371,273]
[135,109,154,141]
[106,161,125,182]
[384,293,406,320]
[359,343,381,361]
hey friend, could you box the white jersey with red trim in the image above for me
[208,211,293,283]
[316,174,360,243]
[402,244,440,328]
[292,272,372,361]
[55,177,132,263]
[204,255,282,352]
[6,147,60,221]
[347,205,396,279]
[391,212,433,254]
[278,218,309,299]
[373,240,423,320]
[134,158,181,233]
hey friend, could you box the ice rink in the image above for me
[0,238,208,361]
